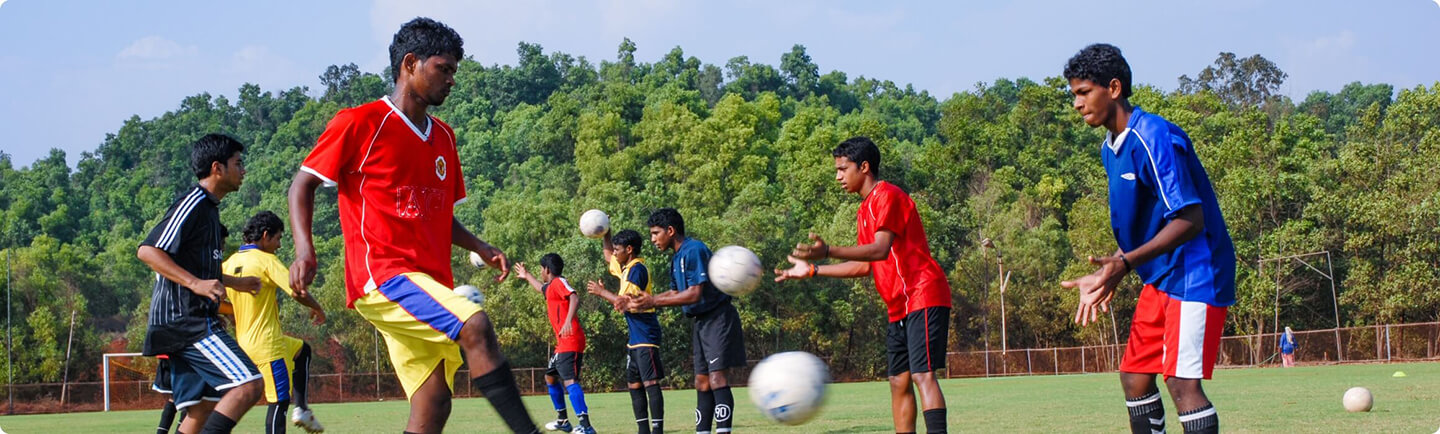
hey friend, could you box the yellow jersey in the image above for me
[223,246,303,363]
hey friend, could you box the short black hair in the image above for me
[1064,43,1133,99]
[540,253,564,277]
[612,229,643,254]
[191,133,245,180]
[646,208,685,237]
[241,211,284,243]
[832,136,881,177]
[389,17,465,83]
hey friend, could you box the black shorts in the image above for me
[151,358,173,394]
[886,307,950,376]
[546,351,583,382]
[626,346,667,383]
[170,326,261,410]
[692,303,747,374]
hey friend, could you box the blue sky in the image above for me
[1,0,1437,168]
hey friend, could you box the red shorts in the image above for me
[1120,285,1227,379]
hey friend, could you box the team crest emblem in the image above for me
[435,156,447,180]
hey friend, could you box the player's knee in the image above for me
[888,374,912,390]
[693,377,709,390]
[708,372,728,389]
[456,313,497,350]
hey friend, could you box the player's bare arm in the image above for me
[222,274,261,294]
[452,218,509,281]
[774,256,870,282]
[286,170,324,293]
[791,231,895,262]
[631,284,702,310]
[584,280,626,312]
[600,231,615,263]
[512,262,546,293]
[138,245,226,302]
[559,292,581,337]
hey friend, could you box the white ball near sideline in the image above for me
[454,285,485,306]
[579,209,610,238]
[748,351,829,425]
[709,245,763,296]
[1343,386,1372,412]
[468,251,488,269]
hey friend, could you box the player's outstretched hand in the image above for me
[790,233,830,261]
[1061,255,1124,326]
[513,262,532,281]
[309,307,327,326]
[774,255,813,282]
[476,244,510,282]
[290,252,318,294]
[190,279,227,303]
[584,280,605,295]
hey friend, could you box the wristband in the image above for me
[1118,253,1132,272]
[808,263,818,278]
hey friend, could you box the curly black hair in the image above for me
[540,253,565,277]
[241,211,284,243]
[646,208,685,237]
[612,229,643,254]
[832,136,882,177]
[1063,43,1132,99]
[389,17,464,83]
[190,133,245,180]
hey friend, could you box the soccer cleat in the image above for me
[291,407,325,433]
[571,425,597,434]
[544,419,573,432]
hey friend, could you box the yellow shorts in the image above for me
[256,337,304,403]
[355,272,483,399]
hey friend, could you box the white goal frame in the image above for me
[102,352,144,412]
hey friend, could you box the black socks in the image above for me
[646,384,665,433]
[630,387,651,434]
[200,412,238,434]
[712,386,734,433]
[1126,391,1166,434]
[266,403,291,434]
[1178,403,1218,434]
[473,362,540,433]
[695,388,715,433]
[157,400,178,434]
[922,408,946,433]
[294,343,312,409]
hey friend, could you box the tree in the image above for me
[1178,52,1288,109]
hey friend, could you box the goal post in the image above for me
[102,352,143,412]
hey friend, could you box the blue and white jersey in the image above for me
[1101,107,1235,306]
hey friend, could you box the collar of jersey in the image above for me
[1103,107,1146,155]
[381,95,432,141]
[238,244,259,251]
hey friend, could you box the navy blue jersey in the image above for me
[1101,107,1235,306]
[671,237,731,316]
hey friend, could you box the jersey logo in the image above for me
[212,249,222,260]
[435,156,447,180]
[1121,173,1137,181]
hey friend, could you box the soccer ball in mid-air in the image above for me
[1342,386,1372,412]
[748,351,829,425]
[454,285,485,306]
[708,245,762,296]
[579,209,610,238]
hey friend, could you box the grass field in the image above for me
[2,362,1436,433]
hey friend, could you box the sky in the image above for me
[1,0,1437,168]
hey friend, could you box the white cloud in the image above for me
[116,36,197,61]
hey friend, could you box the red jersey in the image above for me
[544,277,586,353]
[300,97,467,308]
[857,181,953,322]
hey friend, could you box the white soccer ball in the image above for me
[708,245,763,296]
[468,251,488,269]
[1343,386,1373,412]
[748,351,829,425]
[454,285,485,306]
[579,209,610,238]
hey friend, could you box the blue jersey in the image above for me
[1101,107,1236,306]
[671,237,731,316]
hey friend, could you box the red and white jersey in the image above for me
[301,96,467,308]
[544,277,586,353]
[857,181,953,322]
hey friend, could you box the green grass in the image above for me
[2,362,1437,433]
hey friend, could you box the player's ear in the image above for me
[401,53,419,77]
[859,160,871,176]
[1108,78,1124,100]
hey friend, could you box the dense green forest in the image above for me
[0,41,1436,388]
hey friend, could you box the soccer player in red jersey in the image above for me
[776,136,953,434]
[286,17,537,434]
[515,255,596,434]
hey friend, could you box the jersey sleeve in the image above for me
[558,277,577,294]
[1139,126,1203,219]
[626,263,650,293]
[140,196,196,255]
[268,255,297,297]
[301,109,360,188]
[682,246,711,288]
[871,188,911,237]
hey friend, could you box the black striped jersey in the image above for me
[139,185,227,355]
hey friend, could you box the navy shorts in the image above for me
[626,346,666,383]
[168,325,261,409]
